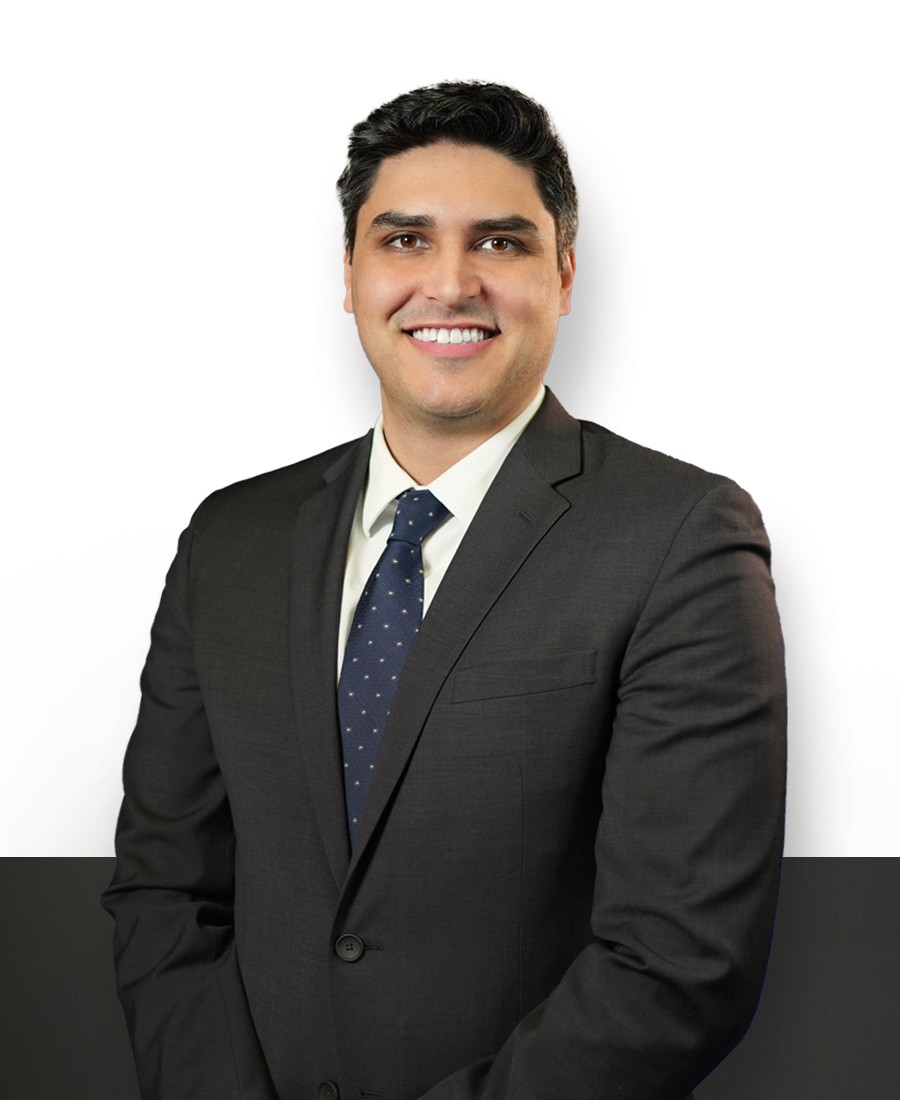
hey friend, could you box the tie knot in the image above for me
[389,489,450,546]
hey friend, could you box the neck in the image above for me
[379,387,543,485]
[380,414,496,485]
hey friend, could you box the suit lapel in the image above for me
[289,435,371,888]
[347,391,583,876]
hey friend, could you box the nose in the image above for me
[419,245,482,307]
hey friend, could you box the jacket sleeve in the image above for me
[101,514,280,1100]
[419,481,787,1100]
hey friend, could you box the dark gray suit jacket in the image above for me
[103,391,787,1100]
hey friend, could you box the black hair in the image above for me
[337,81,577,267]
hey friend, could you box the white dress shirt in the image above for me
[337,386,546,673]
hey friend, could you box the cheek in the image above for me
[356,280,410,328]
[510,290,561,337]
[501,274,559,320]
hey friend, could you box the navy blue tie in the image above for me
[338,489,451,846]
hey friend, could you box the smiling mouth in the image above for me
[406,326,497,345]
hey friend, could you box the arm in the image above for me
[422,481,787,1099]
[101,516,279,1100]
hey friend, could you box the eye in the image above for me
[476,237,520,254]
[387,234,425,251]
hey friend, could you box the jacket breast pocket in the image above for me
[451,649,597,703]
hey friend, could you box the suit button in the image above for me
[334,933,365,962]
[318,1082,340,1100]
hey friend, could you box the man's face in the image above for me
[344,142,574,439]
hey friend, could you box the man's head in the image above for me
[339,83,577,459]
[337,81,577,268]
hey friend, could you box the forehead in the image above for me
[359,142,551,225]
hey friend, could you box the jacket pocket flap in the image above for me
[452,649,596,703]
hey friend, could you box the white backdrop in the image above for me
[2,2,897,855]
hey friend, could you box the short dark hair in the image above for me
[337,81,578,267]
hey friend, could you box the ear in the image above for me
[343,247,354,314]
[558,247,575,316]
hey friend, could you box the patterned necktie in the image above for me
[338,489,451,846]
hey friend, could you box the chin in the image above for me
[419,388,494,423]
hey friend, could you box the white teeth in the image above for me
[410,327,492,343]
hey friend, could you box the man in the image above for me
[103,82,786,1100]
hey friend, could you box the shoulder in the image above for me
[528,392,757,522]
[579,418,731,497]
[188,433,370,535]
[583,416,766,529]
[563,418,770,576]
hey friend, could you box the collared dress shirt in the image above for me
[337,386,546,673]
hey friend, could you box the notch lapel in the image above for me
[346,392,584,877]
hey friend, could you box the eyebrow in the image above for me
[470,216,542,237]
[368,212,435,233]
[366,211,543,239]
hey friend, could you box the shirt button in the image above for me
[334,933,366,962]
[318,1082,340,1100]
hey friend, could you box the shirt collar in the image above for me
[361,386,545,537]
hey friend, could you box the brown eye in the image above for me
[389,234,422,250]
[477,237,518,253]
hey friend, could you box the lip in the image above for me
[401,323,498,359]
[404,330,497,359]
